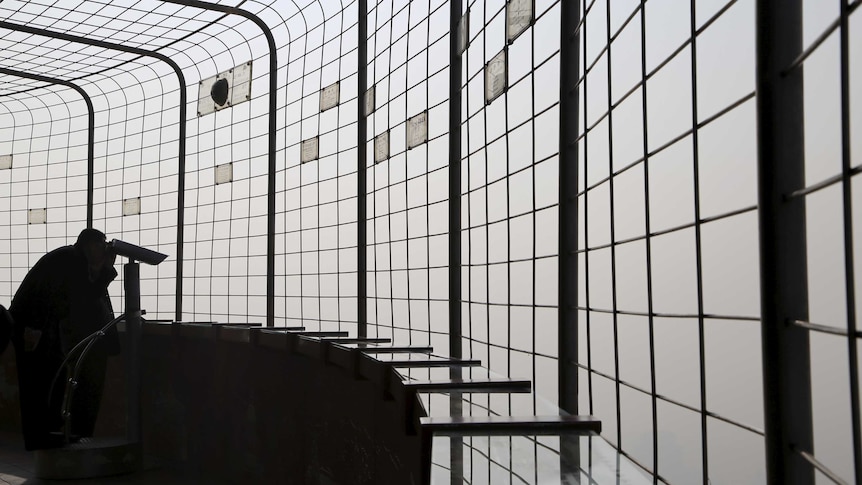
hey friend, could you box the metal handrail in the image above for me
[47,311,130,444]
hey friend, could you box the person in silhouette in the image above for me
[9,228,120,449]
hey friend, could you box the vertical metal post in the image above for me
[264,25,277,329]
[357,0,368,338]
[449,3,465,485]
[85,91,94,229]
[558,0,579,416]
[603,0,622,449]
[838,2,862,481]
[689,2,710,482]
[559,1,582,480]
[124,262,142,444]
[755,1,814,483]
[449,0,463,362]
[638,2,660,478]
[174,77,187,323]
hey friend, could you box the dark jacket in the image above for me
[0,305,10,356]
[9,244,119,356]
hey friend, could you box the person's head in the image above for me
[75,228,110,272]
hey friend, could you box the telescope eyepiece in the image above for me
[107,239,168,265]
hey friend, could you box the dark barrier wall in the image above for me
[0,326,423,484]
[140,325,423,484]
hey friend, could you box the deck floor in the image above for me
[0,431,218,485]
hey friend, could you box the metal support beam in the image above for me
[159,0,278,327]
[0,21,188,321]
[449,4,465,485]
[123,262,142,444]
[357,0,368,338]
[559,2,582,481]
[448,0,463,362]
[838,1,862,482]
[559,0,580,416]
[0,68,95,228]
[755,1,814,483]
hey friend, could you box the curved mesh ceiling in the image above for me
[0,0,346,94]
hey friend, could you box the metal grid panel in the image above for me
[450,0,566,481]
[89,60,181,320]
[173,2,277,325]
[364,0,452,350]
[275,1,360,331]
[575,0,764,482]
[459,0,562,398]
[785,0,862,482]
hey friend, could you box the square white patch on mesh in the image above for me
[365,86,376,116]
[486,49,507,104]
[457,11,469,54]
[28,208,47,224]
[506,0,533,43]
[301,137,319,163]
[374,131,389,163]
[407,111,428,149]
[320,82,340,111]
[230,62,253,106]
[215,162,233,184]
[123,197,141,216]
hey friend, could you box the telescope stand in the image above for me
[33,261,143,479]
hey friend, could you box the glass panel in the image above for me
[657,401,703,484]
[810,332,856,483]
[430,432,654,484]
[807,185,849,330]
[701,211,760,319]
[654,317,701,408]
[707,417,766,484]
[620,385,654,468]
[704,318,764,430]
